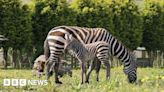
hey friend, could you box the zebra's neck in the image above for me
[107,34,132,64]
[105,32,136,75]
[69,39,89,59]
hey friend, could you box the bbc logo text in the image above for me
[3,79,48,86]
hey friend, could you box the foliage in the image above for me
[0,0,33,68]
[0,0,33,52]
[142,2,164,51]
[32,0,76,56]
[111,1,143,50]
[71,0,114,33]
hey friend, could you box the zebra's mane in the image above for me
[66,37,89,58]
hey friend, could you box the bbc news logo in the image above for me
[3,79,48,86]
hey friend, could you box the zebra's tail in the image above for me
[44,38,50,60]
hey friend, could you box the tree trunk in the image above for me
[3,48,8,69]
[28,56,32,69]
[159,51,163,67]
[162,52,164,67]
[157,51,160,67]
[12,49,19,68]
[148,51,155,67]
[19,51,23,69]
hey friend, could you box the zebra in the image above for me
[32,55,72,78]
[64,34,111,84]
[0,35,8,42]
[44,26,137,84]
[32,55,46,78]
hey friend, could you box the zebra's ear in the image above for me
[132,51,136,56]
[132,51,137,60]
[69,34,73,40]
[65,34,69,40]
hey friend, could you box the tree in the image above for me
[141,1,164,67]
[71,0,114,33]
[111,1,143,50]
[0,0,33,68]
[142,2,164,52]
[32,0,77,58]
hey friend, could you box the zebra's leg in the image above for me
[46,59,53,80]
[97,54,110,80]
[46,56,62,84]
[84,63,87,84]
[54,58,62,84]
[81,62,86,84]
[95,59,101,82]
[103,60,110,80]
[68,71,72,77]
[85,60,96,83]
[98,56,110,80]
[80,62,84,84]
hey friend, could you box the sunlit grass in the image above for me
[0,67,164,92]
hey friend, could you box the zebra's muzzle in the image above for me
[128,74,137,83]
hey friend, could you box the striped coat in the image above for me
[64,34,111,83]
[44,26,137,84]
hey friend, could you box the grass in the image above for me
[0,67,164,92]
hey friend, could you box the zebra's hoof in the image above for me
[85,81,89,83]
[55,81,62,84]
[49,71,53,76]
[81,82,84,84]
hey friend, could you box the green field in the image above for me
[0,67,164,92]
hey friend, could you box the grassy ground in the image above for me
[0,67,164,92]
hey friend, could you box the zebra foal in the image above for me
[64,34,111,84]
[32,55,72,78]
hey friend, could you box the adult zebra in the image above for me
[44,26,137,84]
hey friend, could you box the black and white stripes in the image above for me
[64,34,111,83]
[0,35,8,41]
[44,26,137,83]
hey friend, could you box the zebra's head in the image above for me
[64,34,76,52]
[32,58,46,77]
[125,52,137,83]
